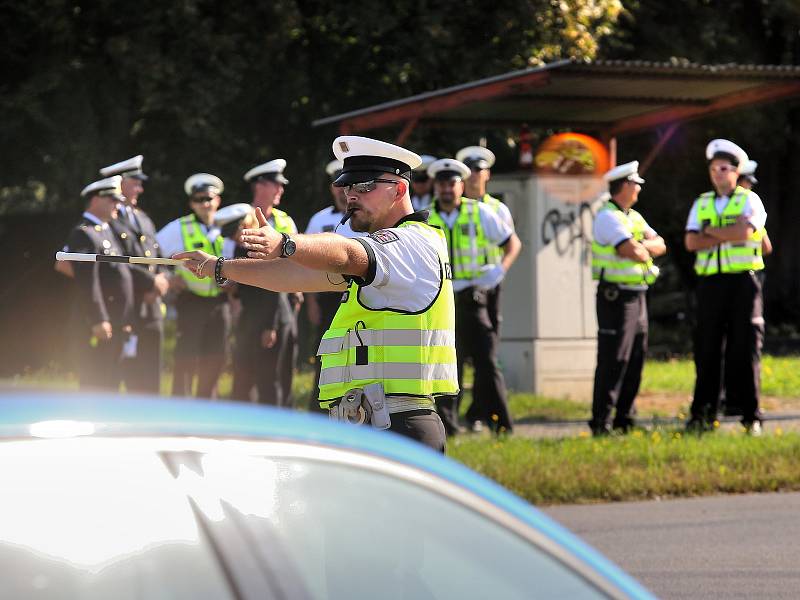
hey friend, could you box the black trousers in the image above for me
[77,334,124,391]
[389,409,447,453]
[590,285,648,433]
[486,283,503,334]
[231,319,293,406]
[121,326,163,395]
[172,293,230,398]
[438,288,513,435]
[691,272,764,425]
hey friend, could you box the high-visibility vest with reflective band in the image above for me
[427,198,491,280]
[316,221,458,407]
[479,194,504,265]
[693,188,765,276]
[271,208,297,235]
[591,202,658,287]
[178,214,225,297]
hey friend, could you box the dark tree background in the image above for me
[2,0,800,373]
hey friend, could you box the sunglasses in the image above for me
[709,164,737,174]
[343,179,400,195]
[190,196,214,203]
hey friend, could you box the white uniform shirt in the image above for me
[492,200,515,230]
[685,190,767,232]
[593,206,657,248]
[156,216,235,259]
[411,193,432,212]
[304,205,364,238]
[351,219,446,312]
[435,201,513,292]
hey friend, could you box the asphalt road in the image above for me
[544,492,800,599]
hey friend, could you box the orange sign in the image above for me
[534,133,610,176]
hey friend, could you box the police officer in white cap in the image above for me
[238,158,301,406]
[589,161,666,435]
[304,158,367,411]
[426,158,522,436]
[176,135,458,452]
[410,154,437,211]
[156,173,233,398]
[457,145,515,337]
[685,140,768,434]
[100,155,168,394]
[61,176,134,390]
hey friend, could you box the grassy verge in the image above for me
[449,429,800,505]
[641,354,800,397]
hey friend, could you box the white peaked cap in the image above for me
[332,136,421,185]
[740,159,758,176]
[705,139,748,168]
[81,175,123,199]
[184,173,224,196]
[427,158,471,181]
[244,159,289,184]
[456,146,496,169]
[99,155,147,180]
[214,203,253,227]
[414,154,438,171]
[603,160,645,184]
[325,159,344,177]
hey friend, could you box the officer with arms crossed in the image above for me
[101,155,169,394]
[589,161,666,436]
[157,173,233,398]
[685,140,767,434]
[62,176,134,390]
[426,158,522,436]
[177,136,458,452]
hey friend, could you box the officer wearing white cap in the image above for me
[234,158,301,406]
[61,176,134,390]
[304,158,367,412]
[685,140,768,434]
[426,158,522,436]
[457,144,516,339]
[410,154,437,211]
[156,173,234,398]
[100,155,168,394]
[589,161,666,436]
[176,135,458,452]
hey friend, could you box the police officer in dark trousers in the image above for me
[157,174,232,398]
[426,158,522,436]
[178,136,458,451]
[457,145,515,336]
[685,140,768,435]
[101,155,169,394]
[589,162,666,436]
[229,159,300,406]
[62,176,134,390]
[304,159,366,412]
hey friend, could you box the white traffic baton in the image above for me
[55,251,186,267]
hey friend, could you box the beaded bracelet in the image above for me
[214,256,228,286]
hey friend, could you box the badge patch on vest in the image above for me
[369,230,399,244]
[340,291,349,303]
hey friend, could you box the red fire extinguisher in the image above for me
[519,124,533,168]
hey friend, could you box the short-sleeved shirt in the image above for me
[347,212,445,312]
[435,201,513,292]
[685,190,767,232]
[156,215,235,259]
[304,205,364,238]
[593,205,657,248]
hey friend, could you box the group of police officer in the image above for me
[590,138,769,437]
[61,137,523,450]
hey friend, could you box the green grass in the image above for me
[449,428,800,505]
[641,354,800,397]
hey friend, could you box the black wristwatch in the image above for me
[279,232,297,258]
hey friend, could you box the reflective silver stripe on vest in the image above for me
[317,329,455,355]
[319,363,458,386]
[386,395,435,413]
